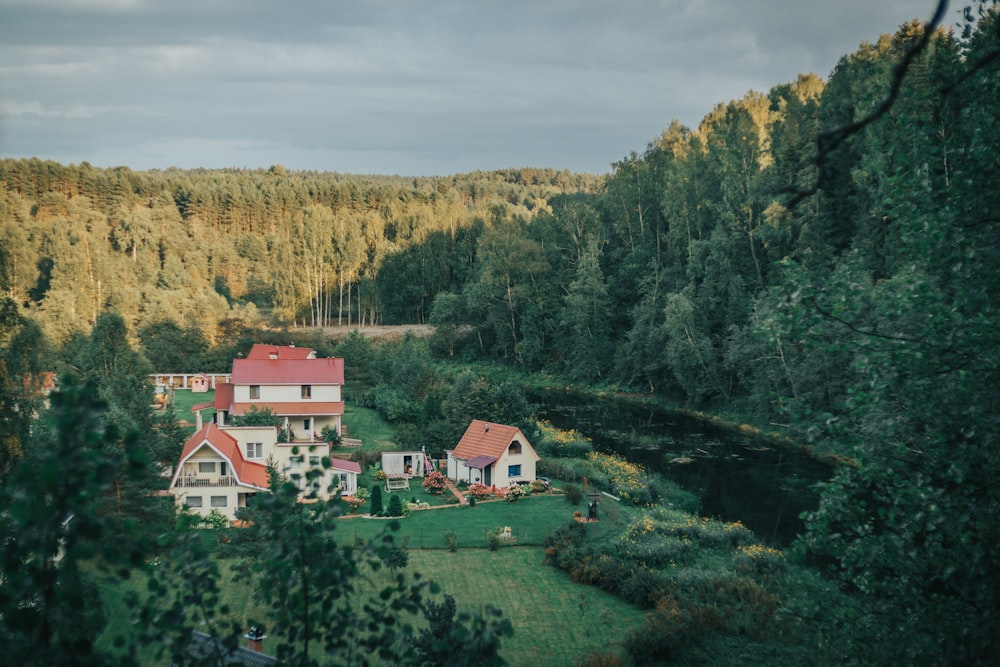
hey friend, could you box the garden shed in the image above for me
[381,450,428,478]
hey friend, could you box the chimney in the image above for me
[244,626,266,653]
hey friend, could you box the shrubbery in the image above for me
[467,483,493,500]
[421,470,447,494]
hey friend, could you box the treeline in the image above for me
[0,160,601,345]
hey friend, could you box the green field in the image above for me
[101,507,646,665]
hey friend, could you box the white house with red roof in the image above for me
[169,344,357,520]
[213,344,345,444]
[446,419,540,489]
[168,423,361,520]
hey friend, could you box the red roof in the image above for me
[452,420,536,461]
[331,458,361,474]
[214,382,234,411]
[232,357,344,385]
[245,344,315,360]
[230,401,344,417]
[171,424,269,489]
[190,401,214,413]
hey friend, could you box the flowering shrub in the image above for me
[504,484,526,502]
[467,483,493,500]
[734,544,787,575]
[586,452,648,505]
[421,470,447,494]
[344,487,369,512]
[534,420,594,458]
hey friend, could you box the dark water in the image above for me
[528,391,833,546]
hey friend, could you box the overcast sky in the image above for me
[0,0,942,176]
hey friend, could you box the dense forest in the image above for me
[1,4,999,664]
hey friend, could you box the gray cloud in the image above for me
[0,0,938,175]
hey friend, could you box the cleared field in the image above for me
[100,496,643,665]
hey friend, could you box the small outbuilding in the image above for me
[190,373,211,393]
[381,450,428,478]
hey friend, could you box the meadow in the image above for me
[100,498,647,665]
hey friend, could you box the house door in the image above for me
[220,462,228,477]
[483,465,492,486]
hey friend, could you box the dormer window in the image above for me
[249,385,260,400]
[301,385,312,399]
[508,441,522,455]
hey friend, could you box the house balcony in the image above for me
[175,475,238,488]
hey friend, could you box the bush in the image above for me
[503,484,526,502]
[467,483,493,500]
[201,509,229,530]
[485,530,500,551]
[421,470,447,494]
[564,483,584,505]
[386,494,404,518]
[446,530,458,552]
[320,425,342,446]
[369,484,384,515]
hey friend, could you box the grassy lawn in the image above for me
[336,493,634,549]
[337,404,397,452]
[408,548,645,665]
[99,497,645,665]
[164,388,215,436]
[100,545,644,666]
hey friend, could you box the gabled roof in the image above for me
[245,344,315,360]
[232,357,344,385]
[170,424,269,490]
[230,401,344,417]
[452,419,538,462]
[331,458,361,474]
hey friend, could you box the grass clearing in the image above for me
[337,493,633,549]
[406,548,645,665]
[338,404,397,452]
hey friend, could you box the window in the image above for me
[198,462,215,473]
[309,455,320,467]
[508,464,522,478]
[185,496,203,508]
[246,442,263,459]
[249,385,260,399]
[303,418,311,431]
[210,495,228,508]
[301,385,312,399]
[508,441,522,455]
[289,455,303,468]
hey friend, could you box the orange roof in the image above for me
[245,344,315,360]
[171,423,269,489]
[230,401,344,417]
[232,357,344,385]
[452,420,537,461]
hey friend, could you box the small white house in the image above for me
[446,420,540,489]
[330,458,361,496]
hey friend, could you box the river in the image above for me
[528,391,833,546]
